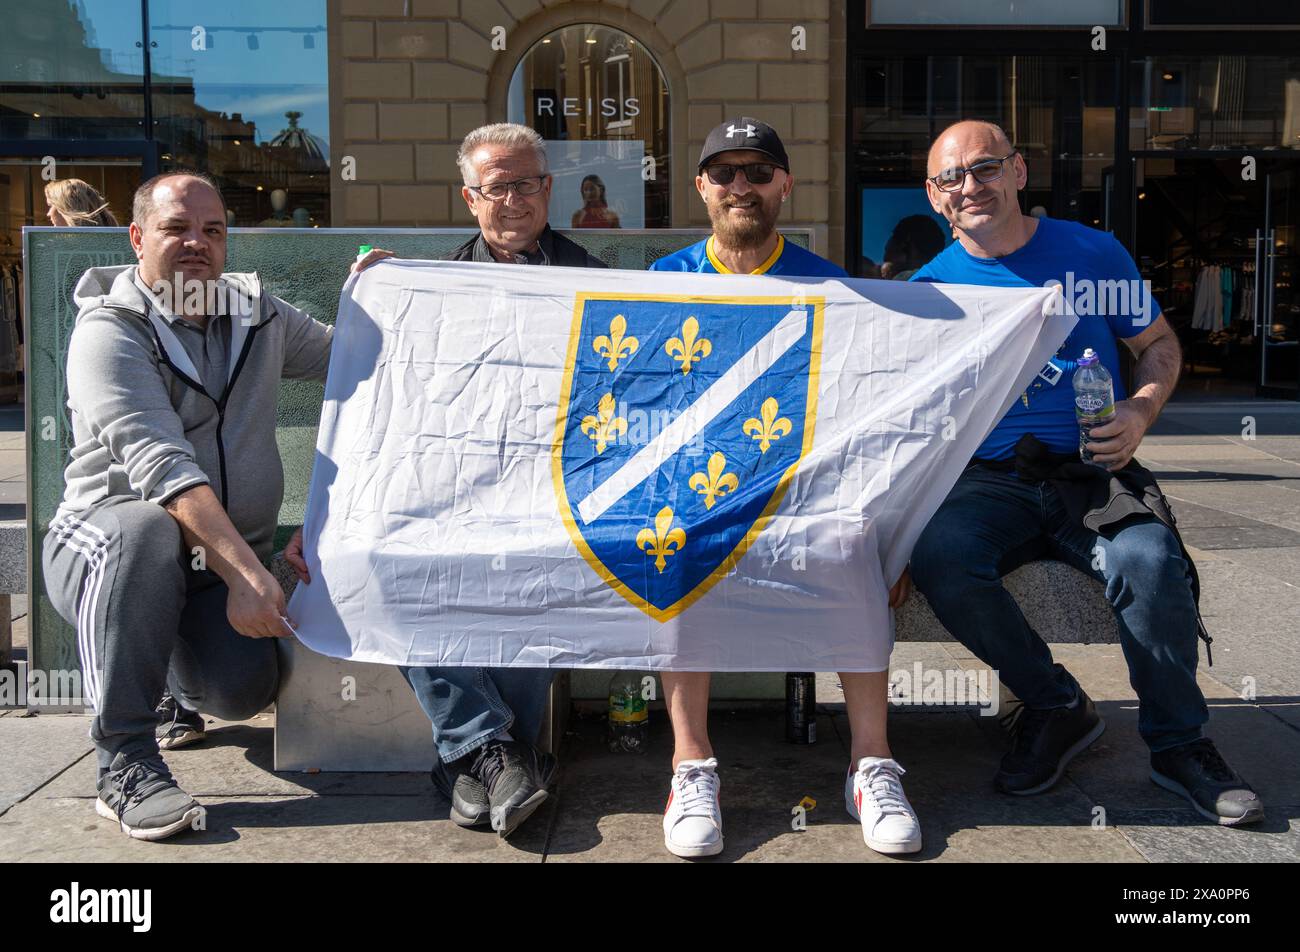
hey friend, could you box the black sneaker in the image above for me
[470,740,551,837]
[95,752,205,841]
[995,688,1106,795]
[1151,738,1264,826]
[155,694,206,751]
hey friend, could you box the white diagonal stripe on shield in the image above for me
[576,309,808,525]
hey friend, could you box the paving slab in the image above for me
[1164,483,1300,533]
[1114,814,1299,863]
[1160,498,1257,529]
[1137,444,1279,463]
[1146,459,1300,481]
[0,713,93,815]
[1188,552,1300,713]
[0,794,546,863]
[1197,544,1300,588]
[1179,525,1300,550]
[37,714,433,801]
[545,705,1141,862]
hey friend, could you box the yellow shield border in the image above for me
[552,291,826,623]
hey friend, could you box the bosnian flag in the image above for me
[288,260,1069,672]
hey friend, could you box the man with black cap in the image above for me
[648,118,920,860]
[651,117,846,277]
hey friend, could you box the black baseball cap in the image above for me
[698,117,790,172]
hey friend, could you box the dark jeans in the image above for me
[911,465,1207,753]
[399,665,554,765]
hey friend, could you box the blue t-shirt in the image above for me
[650,235,849,278]
[911,217,1158,460]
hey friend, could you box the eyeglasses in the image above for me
[929,153,1017,192]
[702,162,779,186]
[467,175,549,201]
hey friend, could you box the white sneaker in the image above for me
[663,758,723,858]
[845,756,922,855]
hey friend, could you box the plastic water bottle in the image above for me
[607,672,649,754]
[1073,349,1115,465]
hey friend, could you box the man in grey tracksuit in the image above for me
[43,170,332,840]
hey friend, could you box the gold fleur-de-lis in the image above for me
[592,314,639,371]
[636,506,687,574]
[688,452,740,510]
[664,316,712,374]
[742,397,793,453]
[580,392,627,454]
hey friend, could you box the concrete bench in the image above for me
[270,552,1118,772]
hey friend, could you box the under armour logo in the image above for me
[726,123,756,139]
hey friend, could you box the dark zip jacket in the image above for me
[445,224,607,268]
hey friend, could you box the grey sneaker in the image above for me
[432,759,491,828]
[95,753,205,841]
[1151,738,1264,826]
[471,741,552,838]
[433,752,557,829]
[156,694,207,751]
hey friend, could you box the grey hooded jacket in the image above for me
[58,265,333,561]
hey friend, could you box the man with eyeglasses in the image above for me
[353,122,604,270]
[647,118,921,860]
[907,119,1262,826]
[321,124,604,840]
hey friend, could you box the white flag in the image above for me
[289,260,1071,672]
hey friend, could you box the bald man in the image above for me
[906,121,1262,827]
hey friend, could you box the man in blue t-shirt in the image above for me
[648,118,921,861]
[907,119,1261,826]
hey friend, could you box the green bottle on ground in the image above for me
[607,671,649,754]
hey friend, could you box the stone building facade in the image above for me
[330,0,846,264]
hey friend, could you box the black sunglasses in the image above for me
[701,162,780,186]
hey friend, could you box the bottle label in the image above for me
[608,694,648,723]
[1075,395,1114,420]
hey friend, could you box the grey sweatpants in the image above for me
[42,495,280,772]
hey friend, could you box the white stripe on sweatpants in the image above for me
[49,517,105,708]
[49,515,111,710]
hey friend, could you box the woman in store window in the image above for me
[570,174,620,229]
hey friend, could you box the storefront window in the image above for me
[851,55,1116,275]
[0,1,146,141]
[1147,1,1300,27]
[508,25,670,228]
[867,0,1123,27]
[1131,56,1300,151]
[148,0,330,226]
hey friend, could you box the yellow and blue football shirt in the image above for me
[650,235,848,279]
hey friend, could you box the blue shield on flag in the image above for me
[553,292,824,622]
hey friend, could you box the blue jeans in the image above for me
[399,666,554,764]
[911,465,1207,753]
